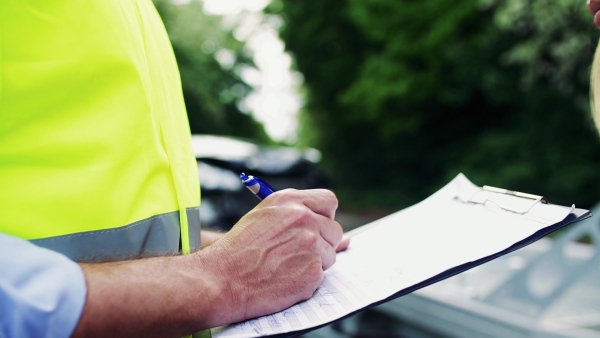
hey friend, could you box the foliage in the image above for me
[154,0,270,142]
[268,0,600,210]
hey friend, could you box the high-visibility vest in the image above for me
[0,0,201,261]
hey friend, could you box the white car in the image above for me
[191,134,330,230]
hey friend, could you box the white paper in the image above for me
[211,173,574,337]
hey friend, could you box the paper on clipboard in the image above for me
[211,173,590,338]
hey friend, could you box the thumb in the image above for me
[336,235,351,252]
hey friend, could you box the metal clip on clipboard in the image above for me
[466,185,548,215]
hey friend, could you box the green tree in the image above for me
[154,0,270,142]
[269,0,600,210]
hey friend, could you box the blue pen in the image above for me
[240,172,276,200]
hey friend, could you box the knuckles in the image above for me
[266,188,300,204]
[273,204,319,232]
[298,230,319,251]
[268,188,338,208]
[291,206,317,228]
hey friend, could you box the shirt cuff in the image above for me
[0,233,87,338]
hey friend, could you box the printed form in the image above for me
[211,174,575,337]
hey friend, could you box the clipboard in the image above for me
[211,174,592,338]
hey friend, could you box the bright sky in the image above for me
[202,0,270,14]
[202,0,302,143]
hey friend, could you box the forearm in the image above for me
[72,252,228,338]
[71,189,347,337]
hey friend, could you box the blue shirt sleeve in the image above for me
[0,232,86,338]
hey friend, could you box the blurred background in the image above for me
[154,0,600,336]
[155,0,600,216]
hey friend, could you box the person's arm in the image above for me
[199,218,349,250]
[72,251,222,337]
[72,189,349,338]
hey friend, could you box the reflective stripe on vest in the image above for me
[32,208,201,262]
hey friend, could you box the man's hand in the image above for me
[72,189,349,337]
[199,189,347,326]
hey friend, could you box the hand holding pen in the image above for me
[240,173,352,252]
[240,172,351,252]
[200,184,349,325]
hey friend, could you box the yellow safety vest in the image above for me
[0,0,201,260]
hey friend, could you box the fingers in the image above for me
[588,0,600,27]
[315,214,344,249]
[268,188,338,220]
[589,0,600,15]
[265,188,344,249]
[311,220,349,269]
[336,235,351,252]
[318,236,337,270]
[209,187,349,323]
[301,189,338,220]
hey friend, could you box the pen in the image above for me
[240,172,276,200]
